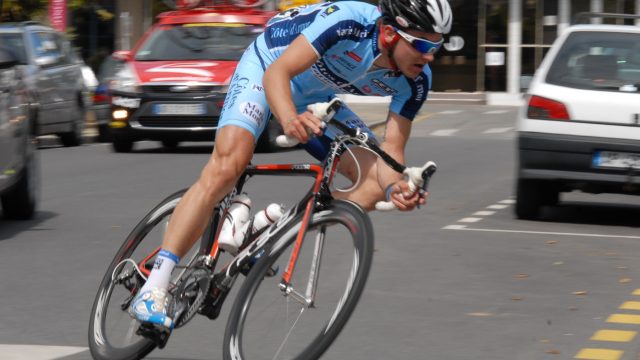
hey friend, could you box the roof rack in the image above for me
[573,12,640,24]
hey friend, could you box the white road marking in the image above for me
[444,227,640,240]
[487,204,509,210]
[483,127,513,134]
[0,345,87,360]
[459,217,482,223]
[443,224,468,230]
[438,110,464,115]
[483,110,510,114]
[499,199,516,204]
[473,210,496,216]
[430,129,459,136]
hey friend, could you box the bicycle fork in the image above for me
[278,225,326,308]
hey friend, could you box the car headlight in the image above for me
[110,64,141,93]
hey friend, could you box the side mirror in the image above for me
[0,48,18,69]
[35,55,60,67]
[112,50,132,61]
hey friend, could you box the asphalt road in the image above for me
[1,104,640,360]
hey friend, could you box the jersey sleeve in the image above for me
[389,69,432,120]
[300,3,372,56]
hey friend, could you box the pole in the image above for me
[507,0,522,94]
[558,0,570,34]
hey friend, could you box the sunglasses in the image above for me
[394,28,444,55]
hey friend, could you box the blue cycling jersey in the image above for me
[218,1,432,158]
[258,1,432,120]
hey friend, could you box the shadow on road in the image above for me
[0,211,58,241]
[541,201,640,227]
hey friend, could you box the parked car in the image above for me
[0,22,88,147]
[108,4,281,152]
[92,56,125,142]
[0,47,38,220]
[515,17,640,220]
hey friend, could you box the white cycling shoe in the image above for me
[129,287,174,331]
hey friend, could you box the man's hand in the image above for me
[387,180,427,211]
[282,110,324,143]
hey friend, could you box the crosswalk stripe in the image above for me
[483,110,510,114]
[483,127,513,134]
[438,110,463,115]
[0,345,87,360]
[607,314,640,324]
[590,329,637,342]
[430,129,459,136]
[575,348,623,360]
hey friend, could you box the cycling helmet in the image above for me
[379,0,453,34]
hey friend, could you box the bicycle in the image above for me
[88,98,437,360]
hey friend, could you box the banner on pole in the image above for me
[48,0,67,32]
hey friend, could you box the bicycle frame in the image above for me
[133,116,409,312]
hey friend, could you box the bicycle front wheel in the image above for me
[224,200,374,360]
[88,189,206,360]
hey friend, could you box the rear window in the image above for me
[546,31,640,92]
[135,23,264,61]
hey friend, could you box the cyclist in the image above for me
[130,0,453,332]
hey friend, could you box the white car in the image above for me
[515,23,640,220]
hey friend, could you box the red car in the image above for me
[108,3,278,152]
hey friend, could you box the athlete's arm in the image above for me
[378,111,425,211]
[263,36,323,143]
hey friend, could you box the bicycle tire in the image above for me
[223,200,374,360]
[89,189,194,360]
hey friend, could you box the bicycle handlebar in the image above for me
[374,161,437,211]
[275,98,341,148]
[275,98,437,211]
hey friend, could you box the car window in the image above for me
[30,31,66,65]
[0,33,27,64]
[134,23,264,61]
[546,31,640,92]
[97,57,125,82]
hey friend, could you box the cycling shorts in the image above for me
[217,41,377,161]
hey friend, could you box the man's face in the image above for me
[392,27,443,79]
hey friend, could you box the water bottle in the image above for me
[231,203,285,253]
[218,193,252,254]
[242,203,285,236]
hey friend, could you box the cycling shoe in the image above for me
[129,287,174,331]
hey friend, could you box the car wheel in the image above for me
[161,139,180,150]
[255,117,283,153]
[60,99,85,147]
[1,134,39,220]
[97,124,111,143]
[112,135,134,153]
[515,178,546,220]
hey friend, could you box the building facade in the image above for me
[114,0,640,100]
[433,0,640,103]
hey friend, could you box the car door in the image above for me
[55,33,81,121]
[29,31,67,129]
[0,66,15,189]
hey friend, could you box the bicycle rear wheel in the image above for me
[223,200,374,360]
[88,189,208,360]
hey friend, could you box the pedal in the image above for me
[136,323,171,349]
[199,287,230,320]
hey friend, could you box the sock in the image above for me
[140,249,180,294]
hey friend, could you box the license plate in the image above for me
[593,151,640,169]
[152,103,206,115]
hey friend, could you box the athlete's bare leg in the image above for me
[332,147,386,211]
[161,126,256,257]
